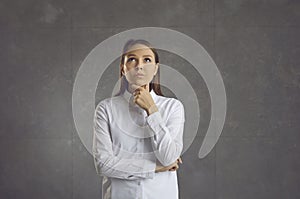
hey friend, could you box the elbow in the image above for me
[156,145,183,167]
[93,157,103,175]
[96,167,106,177]
[159,156,179,167]
[160,160,175,167]
[95,160,111,177]
[93,153,109,176]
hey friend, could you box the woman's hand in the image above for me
[131,84,158,115]
[155,157,183,173]
[168,157,183,172]
[155,161,178,173]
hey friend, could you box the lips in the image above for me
[135,73,144,77]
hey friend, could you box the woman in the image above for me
[93,39,185,199]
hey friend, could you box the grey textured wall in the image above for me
[1,0,299,199]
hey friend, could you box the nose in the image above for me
[135,60,144,70]
[136,65,143,70]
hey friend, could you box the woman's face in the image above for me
[122,44,158,87]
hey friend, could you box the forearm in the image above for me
[93,150,156,180]
[146,110,184,166]
[151,125,183,166]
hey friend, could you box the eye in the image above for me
[144,58,152,63]
[127,57,136,63]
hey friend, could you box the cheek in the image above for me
[123,66,134,77]
[144,65,156,74]
[123,70,136,83]
[143,68,156,81]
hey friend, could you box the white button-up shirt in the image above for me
[93,88,185,199]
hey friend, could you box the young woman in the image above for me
[93,39,185,199]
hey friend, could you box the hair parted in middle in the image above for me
[114,39,164,97]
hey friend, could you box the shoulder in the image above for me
[95,95,122,111]
[155,95,185,122]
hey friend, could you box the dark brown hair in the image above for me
[114,39,164,96]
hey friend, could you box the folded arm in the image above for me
[146,99,185,167]
[92,101,156,180]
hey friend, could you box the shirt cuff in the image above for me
[135,159,156,179]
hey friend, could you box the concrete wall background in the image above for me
[0,0,299,199]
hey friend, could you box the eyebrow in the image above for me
[127,54,153,58]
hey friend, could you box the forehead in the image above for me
[125,44,154,57]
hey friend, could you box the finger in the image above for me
[169,166,176,171]
[133,90,140,96]
[171,163,179,169]
[133,96,137,103]
[178,157,183,164]
[172,165,179,171]
[141,84,147,89]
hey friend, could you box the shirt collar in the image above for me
[122,87,157,105]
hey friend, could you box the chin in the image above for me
[133,80,149,86]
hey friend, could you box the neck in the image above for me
[127,84,150,93]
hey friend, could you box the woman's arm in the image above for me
[146,99,185,167]
[155,157,183,172]
[131,85,185,168]
[93,101,156,180]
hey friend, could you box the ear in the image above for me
[120,64,125,75]
[153,63,159,76]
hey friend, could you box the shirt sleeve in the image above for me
[146,99,185,167]
[92,100,156,180]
